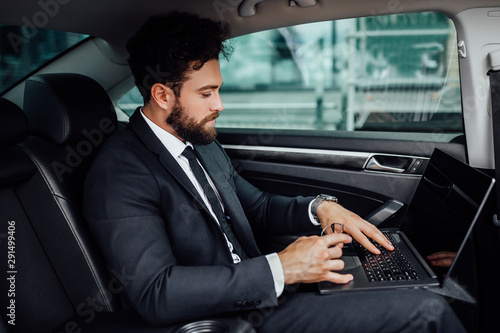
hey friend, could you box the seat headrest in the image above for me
[23,74,118,145]
[0,98,35,186]
[0,98,29,148]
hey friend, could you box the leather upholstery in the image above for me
[6,73,254,332]
[0,98,29,147]
[24,73,117,144]
[20,74,121,313]
[0,98,75,332]
[22,74,119,200]
[0,98,35,186]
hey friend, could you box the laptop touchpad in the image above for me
[341,245,361,270]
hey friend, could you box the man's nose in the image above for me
[212,93,223,112]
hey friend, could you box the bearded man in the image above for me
[83,12,465,333]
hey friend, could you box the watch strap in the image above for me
[311,194,338,223]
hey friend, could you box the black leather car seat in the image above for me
[0,97,80,332]
[7,73,255,333]
[0,94,157,333]
[19,73,121,316]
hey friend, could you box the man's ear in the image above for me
[150,83,175,110]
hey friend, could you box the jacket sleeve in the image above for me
[211,141,317,235]
[83,137,278,327]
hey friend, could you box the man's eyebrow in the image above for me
[197,83,223,91]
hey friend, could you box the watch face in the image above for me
[320,194,337,202]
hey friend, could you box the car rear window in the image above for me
[0,24,88,93]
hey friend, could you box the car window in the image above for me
[118,12,462,134]
[0,24,88,93]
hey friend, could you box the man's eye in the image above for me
[201,93,212,98]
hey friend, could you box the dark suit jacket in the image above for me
[83,108,315,326]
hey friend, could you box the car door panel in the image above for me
[218,130,466,221]
[218,130,466,252]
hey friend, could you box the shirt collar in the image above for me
[140,108,192,159]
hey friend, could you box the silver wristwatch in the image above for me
[311,194,338,224]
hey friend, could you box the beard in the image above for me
[166,100,218,145]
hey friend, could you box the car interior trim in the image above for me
[223,144,429,175]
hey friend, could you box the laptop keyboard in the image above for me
[352,232,421,282]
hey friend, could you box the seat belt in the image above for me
[486,70,500,235]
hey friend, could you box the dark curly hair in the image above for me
[126,12,232,104]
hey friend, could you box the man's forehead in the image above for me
[184,60,222,88]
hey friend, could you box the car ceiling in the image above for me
[2,0,500,52]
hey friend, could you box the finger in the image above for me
[326,258,346,271]
[430,258,454,267]
[368,230,394,251]
[322,271,353,284]
[427,251,455,260]
[322,233,352,248]
[357,221,394,251]
[326,245,343,259]
[345,225,380,254]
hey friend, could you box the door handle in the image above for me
[365,156,406,173]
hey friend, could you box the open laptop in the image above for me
[319,148,495,293]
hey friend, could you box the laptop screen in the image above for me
[399,149,494,280]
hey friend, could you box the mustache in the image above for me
[202,113,219,123]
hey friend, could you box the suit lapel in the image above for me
[195,145,261,257]
[128,109,214,220]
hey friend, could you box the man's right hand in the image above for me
[277,233,354,285]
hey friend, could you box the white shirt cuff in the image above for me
[265,253,285,297]
[308,199,321,226]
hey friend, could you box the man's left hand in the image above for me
[317,201,394,254]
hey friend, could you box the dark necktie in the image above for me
[182,146,248,260]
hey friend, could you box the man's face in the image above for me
[166,59,223,145]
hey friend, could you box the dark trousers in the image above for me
[241,287,466,333]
